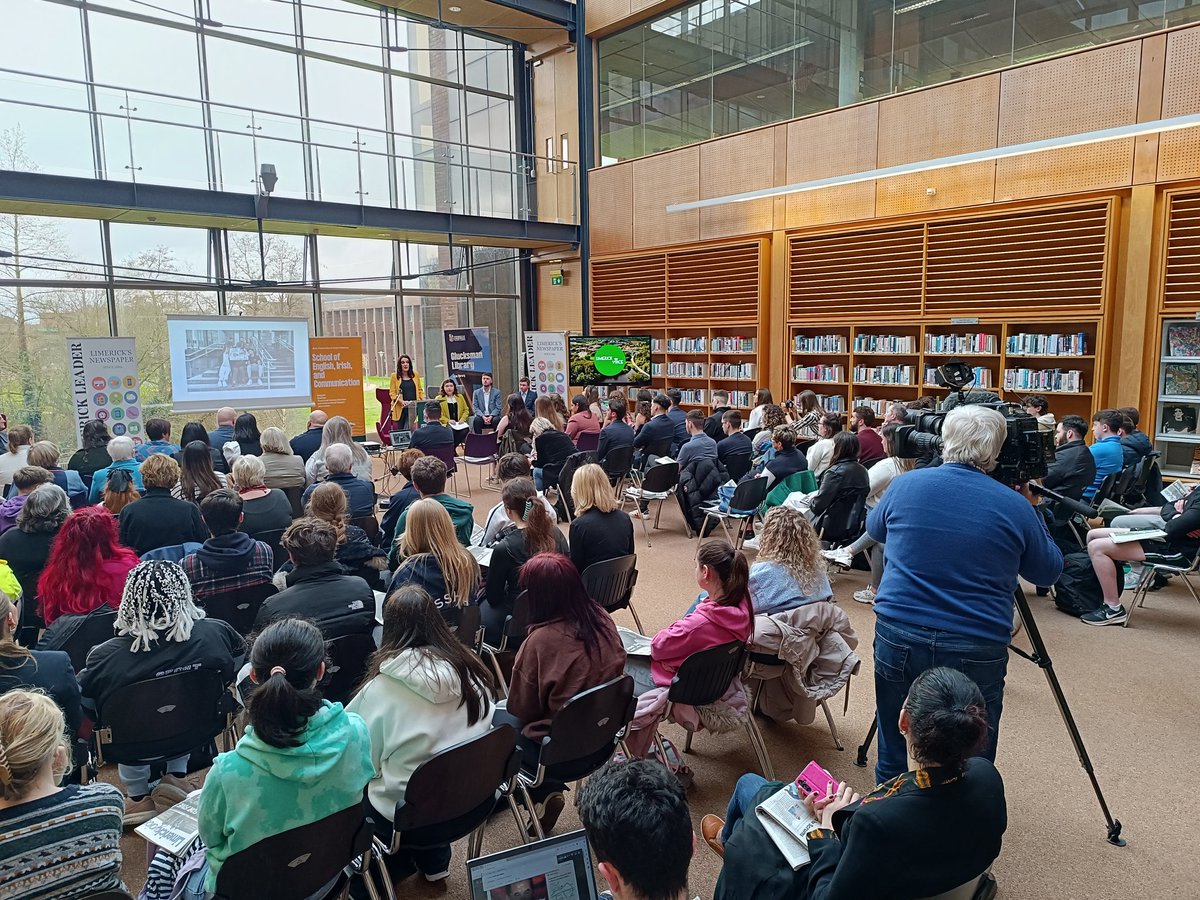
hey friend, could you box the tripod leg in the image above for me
[853,718,878,768]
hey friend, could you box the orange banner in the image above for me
[309,337,365,437]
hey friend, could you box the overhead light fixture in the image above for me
[666,111,1200,213]
[448,5,463,11]
[755,94,766,99]
[896,0,943,13]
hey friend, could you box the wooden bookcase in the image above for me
[1153,318,1200,479]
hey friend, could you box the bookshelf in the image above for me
[1153,318,1200,478]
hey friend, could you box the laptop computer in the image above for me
[467,830,599,900]
[389,430,412,449]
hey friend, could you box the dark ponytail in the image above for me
[503,477,556,555]
[696,540,749,609]
[905,667,989,773]
[247,617,327,748]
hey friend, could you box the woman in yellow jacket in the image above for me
[389,355,426,433]
[434,378,469,446]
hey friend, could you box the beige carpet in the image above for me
[116,483,1200,898]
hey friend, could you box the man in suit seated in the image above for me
[470,372,503,434]
[704,390,733,442]
[716,410,753,475]
[665,388,689,455]
[290,410,327,462]
[409,401,455,453]
[632,394,676,470]
[518,376,537,415]
[300,444,374,517]
[597,397,635,464]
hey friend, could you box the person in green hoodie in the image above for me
[387,456,475,568]
[191,617,374,896]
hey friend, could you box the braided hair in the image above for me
[115,560,206,652]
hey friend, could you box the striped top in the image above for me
[0,783,125,899]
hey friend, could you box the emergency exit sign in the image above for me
[550,273,564,286]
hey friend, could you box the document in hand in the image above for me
[755,782,823,870]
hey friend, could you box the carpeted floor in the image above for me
[115,481,1200,899]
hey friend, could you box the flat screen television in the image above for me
[568,334,653,387]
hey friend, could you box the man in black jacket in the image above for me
[704,390,733,442]
[409,401,456,452]
[254,518,376,639]
[289,410,327,462]
[518,377,538,415]
[118,454,207,556]
[665,389,689,455]
[1040,415,1096,523]
[596,397,635,463]
[1118,406,1152,466]
[762,427,808,489]
[716,410,753,478]
[632,394,676,466]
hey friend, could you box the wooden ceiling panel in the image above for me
[876,74,1000,168]
[1159,29,1200,183]
[699,129,775,240]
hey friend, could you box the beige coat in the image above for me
[747,600,860,725]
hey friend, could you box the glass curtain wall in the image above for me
[0,214,522,448]
[599,0,1200,162]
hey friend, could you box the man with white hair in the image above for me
[300,442,375,517]
[865,403,1063,784]
[87,435,145,503]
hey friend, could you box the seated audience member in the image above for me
[0,484,69,618]
[496,392,534,456]
[389,499,481,627]
[748,507,832,614]
[0,690,125,898]
[805,414,843,477]
[1039,416,1096,524]
[761,426,808,489]
[566,393,602,442]
[254,518,375,639]
[305,416,373,483]
[409,401,456,453]
[79,561,245,824]
[207,407,237,453]
[676,410,718,469]
[379,448,426,549]
[229,455,293,537]
[119,454,207,555]
[708,668,1006,900]
[569,464,635,575]
[100,468,140,516]
[87,436,144,504]
[188,618,373,897]
[748,388,773,431]
[785,432,869,524]
[1022,394,1055,432]
[530,416,577,492]
[481,478,568,645]
[1118,406,1151,466]
[175,422,229,475]
[705,390,734,441]
[388,456,475,564]
[478,454,557,549]
[68,420,113,485]
[134,417,180,462]
[0,466,53,534]
[751,404,787,459]
[632,395,676,467]
[665,389,689,455]
[578,760,693,900]
[301,483,387,585]
[173,439,228,503]
[536,395,567,432]
[596,397,635,464]
[717,411,752,467]
[28,441,87,507]
[37,506,139,629]
[289,410,328,463]
[0,591,82,750]
[300,443,375,518]
[347,585,497,881]
[258,426,307,489]
[586,387,604,420]
[181,490,275,603]
[470,372,503,434]
[498,552,625,832]
[225,412,262,462]
[792,391,826,439]
[851,406,885,467]
[0,425,34,491]
[1085,409,1125,498]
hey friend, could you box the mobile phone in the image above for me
[794,761,837,800]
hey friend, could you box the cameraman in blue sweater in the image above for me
[866,404,1063,784]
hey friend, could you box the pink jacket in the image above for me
[650,596,752,687]
[565,410,600,440]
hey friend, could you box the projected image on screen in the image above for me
[567,335,652,386]
[167,315,312,413]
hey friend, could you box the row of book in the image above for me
[712,336,756,353]
[1005,333,1088,356]
[925,333,999,354]
[712,362,755,379]
[793,334,847,353]
[852,397,900,416]
[665,362,706,378]
[1002,368,1085,393]
[815,394,845,413]
[728,391,753,408]
[853,334,916,353]
[852,365,916,385]
[924,366,993,388]
[792,365,845,382]
[664,337,708,353]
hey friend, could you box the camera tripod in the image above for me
[852,587,1126,847]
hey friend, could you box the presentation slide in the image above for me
[166,315,313,413]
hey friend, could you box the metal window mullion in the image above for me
[100,219,118,337]
[295,0,317,201]
[310,234,323,335]
[213,227,228,315]
[195,0,220,190]
[78,2,105,179]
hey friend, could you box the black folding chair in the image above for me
[514,676,636,839]
[323,632,377,705]
[601,444,634,498]
[813,488,870,548]
[202,582,278,636]
[283,485,305,518]
[698,477,769,552]
[361,725,526,899]
[581,555,644,634]
[622,462,680,548]
[722,449,753,483]
[656,640,774,779]
[574,430,600,453]
[52,606,119,672]
[481,590,530,695]
[248,528,286,571]
[453,603,484,653]
[349,515,381,547]
[213,803,376,900]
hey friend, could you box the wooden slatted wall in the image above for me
[1162,192,1200,312]
[591,255,666,329]
[788,225,925,321]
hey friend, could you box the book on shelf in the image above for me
[666,362,707,378]
[853,334,915,353]
[712,336,756,353]
[852,397,895,416]
[853,365,914,385]
[728,391,752,408]
[666,337,709,353]
[792,364,845,382]
[1005,332,1088,356]
[651,338,663,352]
[1002,368,1084,393]
[817,394,845,413]
[712,363,755,379]
[794,334,847,353]
[679,389,706,405]
[651,363,664,377]
[1192,446,1200,476]
[924,333,998,354]
[1167,323,1200,358]
[1164,363,1200,396]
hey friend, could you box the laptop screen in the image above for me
[467,830,598,900]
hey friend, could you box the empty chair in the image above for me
[322,632,378,705]
[481,590,531,694]
[461,432,500,495]
[581,555,644,634]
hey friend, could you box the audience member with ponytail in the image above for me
[348,586,497,881]
[709,667,1006,900]
[78,561,245,826]
[0,690,125,898]
[480,477,568,645]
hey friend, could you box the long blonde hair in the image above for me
[535,396,565,431]
[0,689,72,802]
[571,463,617,515]
[400,498,480,608]
[756,506,824,595]
[307,482,348,544]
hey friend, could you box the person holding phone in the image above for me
[705,668,1007,900]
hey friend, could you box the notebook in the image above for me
[467,830,599,900]
[1110,528,1168,544]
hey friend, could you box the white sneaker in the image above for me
[821,548,853,568]
[630,509,649,520]
[853,587,876,604]
[1123,567,1143,590]
[742,535,760,550]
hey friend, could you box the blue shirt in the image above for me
[1086,435,1124,497]
[867,464,1063,644]
[676,432,718,470]
[134,439,180,462]
[87,458,145,504]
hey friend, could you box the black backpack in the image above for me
[1053,551,1123,616]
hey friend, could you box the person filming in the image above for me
[865,404,1063,783]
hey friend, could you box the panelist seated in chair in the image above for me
[78,560,246,827]
[707,668,1007,900]
[470,372,503,434]
[409,401,457,454]
[347,585,498,882]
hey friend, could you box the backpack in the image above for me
[1053,551,1123,616]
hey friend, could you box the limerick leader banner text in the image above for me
[66,337,144,449]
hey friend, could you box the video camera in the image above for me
[891,359,1055,485]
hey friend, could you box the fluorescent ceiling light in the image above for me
[666,112,1200,213]
[896,0,944,13]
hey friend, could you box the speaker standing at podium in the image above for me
[389,355,425,435]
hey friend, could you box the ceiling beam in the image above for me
[489,0,577,34]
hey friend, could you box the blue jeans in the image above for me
[873,616,1009,785]
[533,467,545,491]
[721,773,768,843]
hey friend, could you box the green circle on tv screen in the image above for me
[594,343,627,377]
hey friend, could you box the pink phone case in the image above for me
[795,761,838,799]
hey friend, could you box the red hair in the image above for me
[37,507,140,625]
[519,552,612,656]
